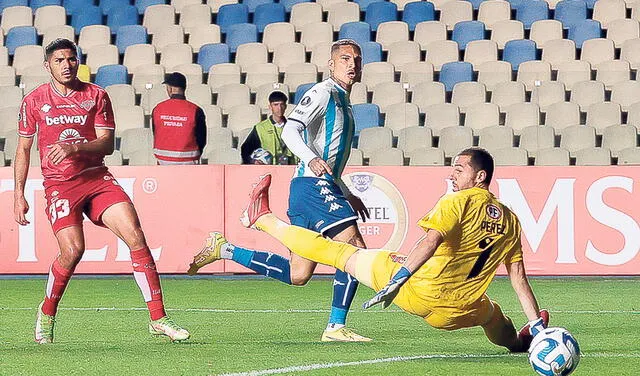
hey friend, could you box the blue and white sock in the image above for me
[229,244,292,285]
[327,270,358,330]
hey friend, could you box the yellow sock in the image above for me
[256,214,358,270]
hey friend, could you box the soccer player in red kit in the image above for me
[13,39,189,343]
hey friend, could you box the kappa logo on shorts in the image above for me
[486,204,502,220]
[324,195,336,203]
[315,180,329,186]
[328,203,342,212]
[319,187,331,195]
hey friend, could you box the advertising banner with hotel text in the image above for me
[1,165,639,275]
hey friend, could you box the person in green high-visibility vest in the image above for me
[241,91,298,165]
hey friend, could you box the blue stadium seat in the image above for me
[452,20,486,50]
[361,41,382,64]
[554,0,587,29]
[62,0,86,16]
[30,0,62,11]
[568,19,602,48]
[402,1,435,32]
[95,64,128,88]
[353,0,384,12]
[352,103,381,140]
[294,82,315,104]
[254,3,286,33]
[107,5,139,35]
[0,0,27,13]
[516,0,549,29]
[280,0,311,13]
[364,1,397,31]
[584,0,597,9]
[197,43,230,72]
[5,26,37,55]
[225,23,257,53]
[100,0,131,15]
[71,5,103,34]
[216,4,249,34]
[503,39,537,70]
[439,61,473,91]
[505,0,525,11]
[339,22,371,46]
[135,0,166,15]
[244,0,272,13]
[467,0,488,9]
[115,25,148,54]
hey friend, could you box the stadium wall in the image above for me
[1,165,639,276]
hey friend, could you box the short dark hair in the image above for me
[458,147,495,185]
[331,39,361,57]
[268,91,288,103]
[45,38,78,61]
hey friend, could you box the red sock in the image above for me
[42,260,74,316]
[131,247,166,321]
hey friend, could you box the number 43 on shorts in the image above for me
[48,199,70,224]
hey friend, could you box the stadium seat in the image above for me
[352,104,381,137]
[503,39,537,71]
[361,61,394,90]
[42,25,75,47]
[425,104,460,136]
[273,42,306,72]
[262,22,295,53]
[407,147,445,166]
[476,61,512,91]
[400,61,434,89]
[1,6,32,35]
[530,19,563,48]
[203,105,224,129]
[173,63,203,84]
[517,61,552,91]
[531,81,566,111]
[568,19,602,48]
[397,126,433,153]
[216,3,249,33]
[440,0,473,31]
[357,127,393,157]
[439,126,473,158]
[290,2,322,32]
[254,3,286,33]
[106,84,136,110]
[339,22,372,47]
[71,5,102,34]
[63,0,89,15]
[425,40,459,71]
[107,5,140,35]
[350,82,367,104]
[545,102,580,132]
[411,81,446,112]
[361,41,383,65]
[534,147,570,165]
[611,81,640,111]
[596,60,631,90]
[226,23,258,54]
[183,83,212,108]
[226,104,261,134]
[452,21,486,51]
[115,25,148,54]
[203,146,242,165]
[0,0,26,13]
[78,25,111,53]
[602,124,638,157]
[463,40,497,68]
[136,0,166,15]
[452,82,486,112]
[554,0,587,29]
[180,4,212,34]
[585,103,621,134]
[353,0,384,12]
[0,107,19,135]
[387,41,420,69]
[95,64,128,88]
[114,106,145,136]
[478,1,511,29]
[19,66,50,93]
[235,43,268,72]
[541,39,576,68]
[617,147,640,165]
[300,22,333,52]
[143,5,175,35]
[216,83,250,114]
[197,43,229,73]
[280,0,312,13]
[186,25,221,52]
[293,82,315,104]
[121,44,154,73]
[86,44,120,74]
[570,80,605,111]
[464,103,500,131]
[477,125,515,152]
[346,148,364,166]
[369,148,405,166]
[100,0,131,15]
[13,45,44,76]
[245,63,278,91]
[0,66,16,87]
[103,150,123,166]
[560,125,596,156]
[139,80,168,112]
[439,61,473,91]
[34,6,66,36]
[607,19,640,48]
[402,1,435,31]
[244,0,272,13]
[414,21,447,49]
[516,0,549,29]
[490,20,524,49]
[575,147,611,166]
[5,26,37,55]
[556,60,591,90]
[371,82,406,111]
[505,103,541,134]
[491,81,526,110]
[376,21,409,50]
[493,147,529,166]
[580,38,614,66]
[159,43,193,71]
[519,125,556,157]
[364,1,398,31]
[592,0,626,27]
[327,2,360,32]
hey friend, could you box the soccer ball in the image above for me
[528,327,581,376]
[250,148,273,165]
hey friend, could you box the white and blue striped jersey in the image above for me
[284,78,354,182]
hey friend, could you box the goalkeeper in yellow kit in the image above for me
[190,147,548,351]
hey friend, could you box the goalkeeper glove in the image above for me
[362,266,412,309]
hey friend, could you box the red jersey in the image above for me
[18,81,115,181]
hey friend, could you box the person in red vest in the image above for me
[152,72,206,165]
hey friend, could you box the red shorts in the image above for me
[43,168,132,234]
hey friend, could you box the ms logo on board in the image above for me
[345,173,408,250]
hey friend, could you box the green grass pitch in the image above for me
[1,277,638,375]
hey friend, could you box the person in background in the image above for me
[152,72,206,165]
[240,91,296,165]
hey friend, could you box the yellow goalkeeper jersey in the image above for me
[412,187,523,310]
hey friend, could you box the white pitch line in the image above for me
[0,307,639,314]
[217,353,640,376]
